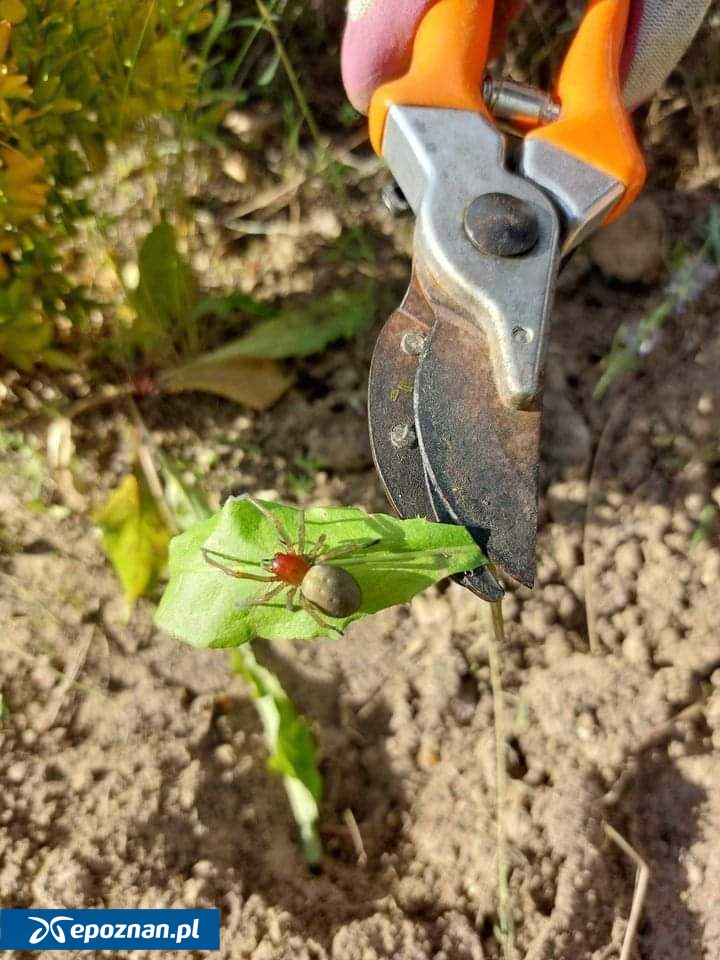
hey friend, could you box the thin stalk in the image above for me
[486,597,515,960]
[127,398,179,536]
[255,0,323,152]
[117,0,156,136]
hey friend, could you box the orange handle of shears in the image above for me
[527,0,645,220]
[368,0,646,222]
[368,0,493,155]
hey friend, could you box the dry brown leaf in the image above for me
[158,356,293,410]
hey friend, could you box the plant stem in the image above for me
[127,398,179,536]
[486,597,515,960]
[255,0,324,152]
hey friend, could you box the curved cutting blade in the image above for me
[415,306,541,589]
[367,275,434,521]
[368,276,505,602]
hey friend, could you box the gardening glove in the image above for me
[341,0,713,114]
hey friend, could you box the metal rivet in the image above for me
[389,422,417,449]
[512,326,532,343]
[464,193,539,257]
[400,331,426,356]
[381,181,410,217]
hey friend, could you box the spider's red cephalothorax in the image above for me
[271,552,311,586]
[201,497,381,632]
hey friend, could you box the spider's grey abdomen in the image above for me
[301,564,362,618]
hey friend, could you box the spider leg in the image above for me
[237,582,285,609]
[315,538,382,562]
[296,509,306,555]
[299,594,343,636]
[306,532,328,560]
[285,586,298,612]
[202,548,275,581]
[244,496,295,550]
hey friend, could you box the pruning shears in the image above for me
[366,0,646,600]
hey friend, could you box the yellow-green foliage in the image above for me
[0,0,213,368]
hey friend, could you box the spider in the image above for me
[201,497,380,632]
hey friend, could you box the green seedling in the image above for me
[690,502,719,548]
[231,645,322,864]
[155,497,487,645]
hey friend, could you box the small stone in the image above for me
[221,153,249,183]
[192,860,215,879]
[449,697,476,726]
[646,504,672,537]
[588,195,666,284]
[575,709,598,742]
[697,393,713,416]
[182,878,201,907]
[214,744,236,768]
[684,493,706,518]
[6,761,27,784]
[554,536,580,575]
[622,628,650,665]
[615,541,643,577]
[309,208,342,240]
[671,513,694,535]
[685,853,704,888]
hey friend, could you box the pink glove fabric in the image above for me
[342,0,712,114]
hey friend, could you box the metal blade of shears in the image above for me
[368,274,506,601]
[415,304,541,591]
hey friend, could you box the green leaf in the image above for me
[0,0,27,24]
[132,221,196,331]
[191,285,376,362]
[257,52,280,87]
[0,303,55,371]
[231,645,322,863]
[191,291,277,322]
[155,498,486,646]
[94,468,172,608]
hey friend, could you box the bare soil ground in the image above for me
[1,71,720,960]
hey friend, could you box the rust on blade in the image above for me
[368,273,434,520]
[414,304,541,589]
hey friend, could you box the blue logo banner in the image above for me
[0,909,220,951]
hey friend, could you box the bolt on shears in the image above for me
[366,0,646,600]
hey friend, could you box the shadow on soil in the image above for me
[620,753,708,960]
[131,643,404,949]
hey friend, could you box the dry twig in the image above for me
[342,808,368,867]
[603,822,650,960]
